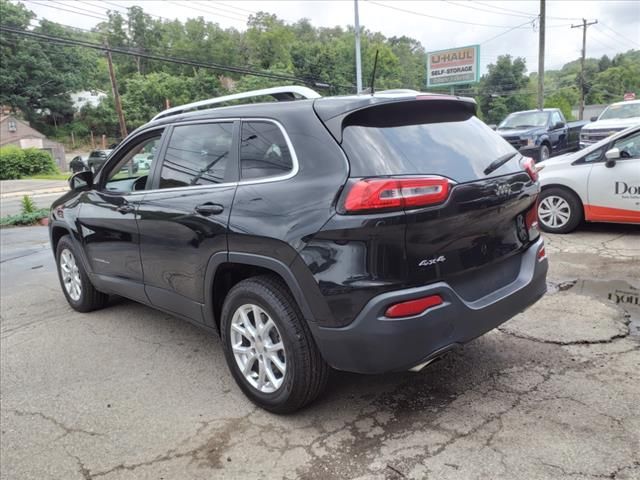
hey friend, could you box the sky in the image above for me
[20,0,640,74]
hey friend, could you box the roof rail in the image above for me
[152,85,321,121]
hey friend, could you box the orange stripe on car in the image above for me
[584,205,640,223]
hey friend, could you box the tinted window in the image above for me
[240,121,293,180]
[105,135,162,193]
[342,115,519,182]
[613,131,640,159]
[160,123,233,188]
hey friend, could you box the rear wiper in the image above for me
[484,152,518,176]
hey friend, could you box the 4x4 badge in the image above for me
[419,256,446,267]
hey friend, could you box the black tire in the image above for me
[220,275,329,414]
[538,143,551,162]
[55,235,109,312]
[537,187,583,234]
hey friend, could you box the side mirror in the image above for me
[590,116,598,122]
[604,148,620,168]
[554,121,565,130]
[69,170,93,191]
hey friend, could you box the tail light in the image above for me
[525,199,540,240]
[521,157,538,182]
[537,244,546,262]
[385,294,443,318]
[344,177,450,213]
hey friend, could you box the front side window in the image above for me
[105,135,162,193]
[613,131,640,159]
[583,147,604,163]
[240,121,293,180]
[160,123,233,188]
[551,111,563,126]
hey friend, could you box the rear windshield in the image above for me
[342,108,520,183]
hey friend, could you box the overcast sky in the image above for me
[22,0,640,74]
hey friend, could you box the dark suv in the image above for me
[49,86,548,413]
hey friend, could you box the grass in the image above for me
[25,173,71,181]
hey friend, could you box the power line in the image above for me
[598,22,640,48]
[165,1,247,23]
[443,0,537,19]
[365,0,534,28]
[0,25,352,90]
[24,0,107,20]
[480,19,535,44]
[473,0,581,21]
[593,23,639,50]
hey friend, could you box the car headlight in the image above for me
[524,137,536,147]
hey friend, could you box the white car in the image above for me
[579,99,640,148]
[537,125,640,233]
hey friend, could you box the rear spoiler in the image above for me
[313,94,477,143]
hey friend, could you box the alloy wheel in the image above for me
[538,195,571,229]
[230,304,287,394]
[60,248,82,301]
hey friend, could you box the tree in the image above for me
[0,1,96,124]
[478,55,534,124]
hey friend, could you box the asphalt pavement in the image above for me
[1,224,639,480]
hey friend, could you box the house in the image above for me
[70,90,107,112]
[0,115,66,170]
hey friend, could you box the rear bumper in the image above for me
[309,238,548,374]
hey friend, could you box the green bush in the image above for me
[0,209,49,227]
[0,146,59,180]
[21,195,36,214]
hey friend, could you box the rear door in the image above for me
[587,130,640,223]
[339,100,540,300]
[137,120,238,324]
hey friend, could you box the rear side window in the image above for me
[240,121,293,180]
[160,122,233,188]
[342,103,520,183]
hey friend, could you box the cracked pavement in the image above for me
[1,223,639,480]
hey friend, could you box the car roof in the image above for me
[507,109,556,114]
[608,99,640,106]
[135,91,477,138]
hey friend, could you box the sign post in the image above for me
[427,45,480,90]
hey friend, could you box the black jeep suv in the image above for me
[49,87,548,413]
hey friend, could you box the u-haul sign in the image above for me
[427,45,480,88]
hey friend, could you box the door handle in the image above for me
[117,204,135,214]
[195,203,224,216]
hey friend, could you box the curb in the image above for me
[1,187,69,199]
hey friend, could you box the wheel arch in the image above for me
[540,183,585,213]
[50,224,71,253]
[204,252,316,333]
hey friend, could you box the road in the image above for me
[1,180,68,217]
[1,224,639,480]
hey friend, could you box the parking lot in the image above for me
[1,224,638,480]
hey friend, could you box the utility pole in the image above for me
[354,0,363,94]
[571,18,598,120]
[537,0,545,110]
[105,43,128,139]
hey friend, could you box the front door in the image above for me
[587,130,640,223]
[549,110,567,153]
[137,121,238,324]
[78,130,165,301]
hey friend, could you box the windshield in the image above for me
[342,115,520,183]
[499,111,549,129]
[599,103,640,120]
